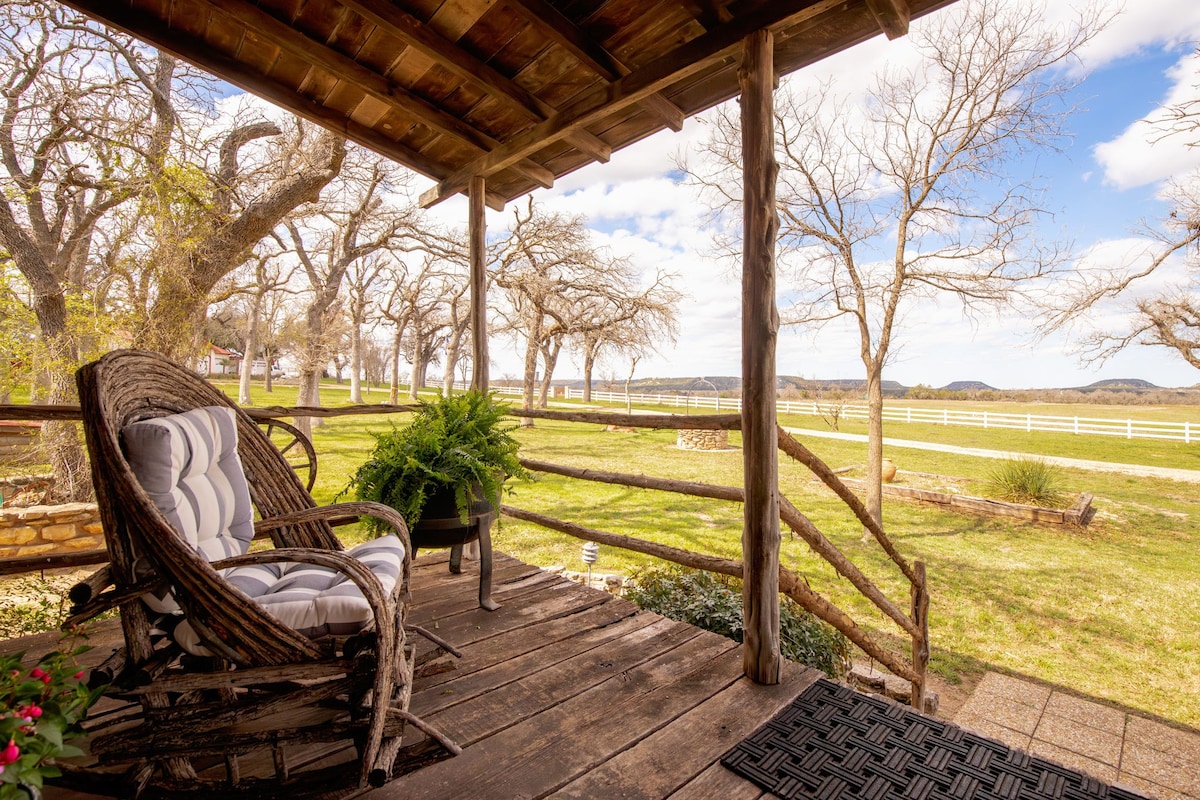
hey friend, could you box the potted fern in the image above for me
[345,391,531,608]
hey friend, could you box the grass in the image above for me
[283,400,1200,728]
[6,380,1200,728]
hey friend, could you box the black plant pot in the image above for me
[410,483,494,548]
[409,482,499,611]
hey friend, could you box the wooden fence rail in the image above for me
[533,387,1199,444]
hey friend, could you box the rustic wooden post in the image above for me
[469,174,489,392]
[739,28,781,685]
[910,559,930,710]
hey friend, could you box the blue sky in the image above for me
[411,0,1200,391]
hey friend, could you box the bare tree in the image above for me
[0,3,151,499]
[688,0,1101,528]
[493,198,677,417]
[345,253,389,403]
[286,155,430,428]
[1043,153,1200,373]
[574,278,681,402]
[233,245,296,404]
[376,255,458,402]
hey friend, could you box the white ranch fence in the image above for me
[481,385,1197,444]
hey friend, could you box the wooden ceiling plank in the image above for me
[203,0,555,188]
[864,0,910,39]
[61,0,452,179]
[505,0,685,131]
[203,0,488,142]
[420,0,823,208]
[339,0,557,121]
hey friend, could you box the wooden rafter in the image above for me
[201,0,558,191]
[338,0,611,163]
[505,0,685,131]
[420,0,826,209]
[865,0,911,39]
[58,0,455,183]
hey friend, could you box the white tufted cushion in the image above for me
[122,406,254,560]
[171,535,406,655]
[122,406,407,656]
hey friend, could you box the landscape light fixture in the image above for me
[581,541,600,587]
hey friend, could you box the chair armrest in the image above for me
[253,501,411,553]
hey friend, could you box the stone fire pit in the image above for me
[676,429,730,451]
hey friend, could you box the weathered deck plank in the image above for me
[29,552,820,799]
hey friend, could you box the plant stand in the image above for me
[411,509,498,611]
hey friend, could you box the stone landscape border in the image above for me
[835,475,1094,527]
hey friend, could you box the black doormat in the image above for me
[721,679,1149,800]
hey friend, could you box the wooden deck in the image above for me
[18,551,819,799]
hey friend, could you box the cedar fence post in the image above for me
[910,560,930,709]
[469,174,489,392]
[739,28,781,685]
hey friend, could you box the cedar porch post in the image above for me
[739,28,781,684]
[469,175,489,391]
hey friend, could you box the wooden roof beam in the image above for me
[341,0,552,120]
[420,0,826,208]
[58,0,463,185]
[505,0,685,131]
[202,0,554,190]
[865,0,910,39]
[341,0,613,158]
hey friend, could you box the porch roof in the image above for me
[59,0,956,211]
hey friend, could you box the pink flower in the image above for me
[29,668,44,679]
[74,671,84,680]
[39,674,51,684]
[0,740,20,765]
[26,705,41,719]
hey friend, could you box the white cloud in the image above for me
[1094,51,1200,189]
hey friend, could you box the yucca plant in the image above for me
[344,390,532,532]
[984,456,1065,507]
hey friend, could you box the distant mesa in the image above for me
[940,381,996,392]
[1078,378,1159,390]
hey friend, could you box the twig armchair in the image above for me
[64,350,458,797]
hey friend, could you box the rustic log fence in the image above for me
[505,406,930,708]
[495,385,1200,444]
[0,400,930,707]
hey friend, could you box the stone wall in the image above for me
[676,428,730,451]
[0,503,104,559]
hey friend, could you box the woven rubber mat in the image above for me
[722,679,1149,800]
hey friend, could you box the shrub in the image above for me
[984,457,1066,507]
[623,566,850,678]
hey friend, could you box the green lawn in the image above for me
[282,391,1200,729]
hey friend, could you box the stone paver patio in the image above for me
[955,672,1200,800]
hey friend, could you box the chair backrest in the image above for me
[77,349,338,665]
[122,406,255,562]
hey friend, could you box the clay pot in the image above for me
[881,458,898,483]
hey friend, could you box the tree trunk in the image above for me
[537,340,560,409]
[349,320,364,403]
[389,329,402,405]
[582,347,596,403]
[263,347,275,393]
[864,362,885,534]
[409,331,425,402]
[443,325,465,396]
[520,327,540,427]
[238,296,261,405]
